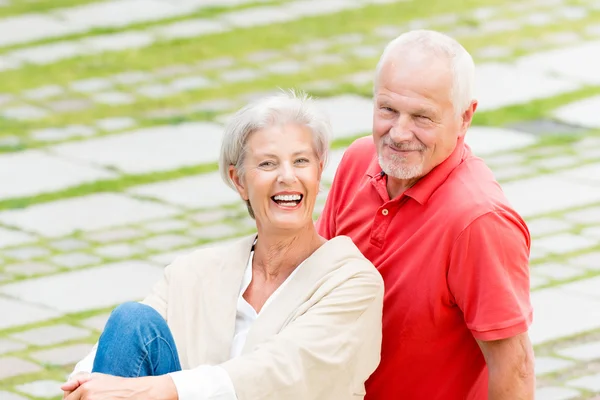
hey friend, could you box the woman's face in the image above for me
[230,123,323,233]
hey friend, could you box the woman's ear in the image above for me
[229,165,248,201]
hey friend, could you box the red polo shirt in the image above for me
[317,136,532,400]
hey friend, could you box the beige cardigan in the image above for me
[142,234,384,400]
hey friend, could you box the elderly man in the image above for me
[317,29,534,399]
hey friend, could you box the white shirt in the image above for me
[71,249,303,400]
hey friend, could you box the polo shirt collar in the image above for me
[366,138,468,205]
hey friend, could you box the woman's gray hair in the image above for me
[219,89,332,218]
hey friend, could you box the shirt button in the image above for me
[382,209,389,216]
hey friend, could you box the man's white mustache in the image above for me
[383,138,425,152]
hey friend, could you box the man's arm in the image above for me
[477,332,535,400]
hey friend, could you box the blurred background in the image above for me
[0,0,600,398]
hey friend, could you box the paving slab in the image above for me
[517,40,600,85]
[96,117,136,132]
[81,31,154,53]
[0,261,163,313]
[221,6,296,27]
[465,127,537,156]
[11,324,90,346]
[94,243,146,259]
[0,193,178,237]
[554,95,600,129]
[154,19,227,39]
[566,373,600,392]
[535,386,581,400]
[563,206,600,225]
[561,275,600,301]
[0,227,35,248]
[560,162,600,186]
[80,313,110,332]
[4,246,50,261]
[0,150,115,200]
[582,226,600,240]
[86,227,146,243]
[47,98,93,113]
[0,391,29,400]
[49,238,89,252]
[500,174,600,218]
[30,344,93,366]
[569,251,600,271]
[143,219,189,234]
[92,91,136,105]
[52,122,225,174]
[315,95,373,139]
[535,233,597,254]
[148,247,197,266]
[23,85,64,100]
[1,105,48,121]
[189,224,240,240]
[322,148,346,183]
[142,234,195,252]
[15,380,63,398]
[51,253,102,269]
[5,262,56,277]
[475,62,580,112]
[0,357,41,379]
[128,173,240,209]
[9,41,84,65]
[220,68,262,83]
[526,218,573,237]
[0,338,27,355]
[0,297,62,329]
[532,263,584,280]
[530,286,600,345]
[0,15,83,48]
[285,0,360,17]
[557,340,600,361]
[535,356,575,376]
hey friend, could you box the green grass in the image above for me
[0,0,101,18]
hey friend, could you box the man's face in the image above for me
[373,53,469,183]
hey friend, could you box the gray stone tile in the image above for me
[560,6,588,20]
[31,127,80,142]
[491,165,537,181]
[80,313,110,332]
[332,33,365,45]
[476,45,512,59]
[1,105,48,121]
[545,32,581,46]
[563,206,600,225]
[51,253,101,269]
[530,274,550,289]
[8,41,84,65]
[23,85,64,101]
[220,68,262,83]
[0,338,27,355]
[471,6,496,20]
[0,15,83,48]
[0,227,35,248]
[30,344,93,366]
[580,147,600,160]
[49,238,89,252]
[187,99,237,113]
[466,127,537,156]
[523,12,553,26]
[143,219,190,233]
[0,297,61,329]
[11,324,90,346]
[70,78,113,93]
[517,41,600,86]
[170,76,212,92]
[0,135,22,149]
[0,391,29,400]
[526,218,572,237]
[586,23,600,36]
[535,156,579,170]
[561,276,600,301]
[92,91,135,105]
[0,261,163,313]
[560,162,600,185]
[4,262,56,277]
[290,39,332,54]
[53,122,226,174]
[189,224,240,240]
[308,54,345,66]
[500,174,600,218]
[532,263,584,280]
[154,18,227,39]
[479,19,521,34]
[81,32,154,52]
[569,252,600,271]
[94,243,145,259]
[197,57,235,71]
[96,117,136,132]
[47,98,93,113]
[87,227,145,243]
[535,233,597,254]
[189,209,237,225]
[265,61,303,75]
[566,373,600,392]
[314,95,373,139]
[535,386,580,400]
[15,380,63,398]
[345,71,373,86]
[582,226,600,240]
[246,50,280,63]
[285,0,360,17]
[137,83,178,99]
[221,6,296,27]
[148,247,197,266]
[0,193,178,237]
[4,246,50,261]
[476,62,580,112]
[0,357,41,379]
[350,45,381,59]
[507,119,587,136]
[142,234,195,252]
[557,340,600,361]
[529,286,600,345]
[113,71,153,85]
[128,173,240,209]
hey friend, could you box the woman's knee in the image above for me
[105,302,163,331]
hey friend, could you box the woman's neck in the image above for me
[252,225,325,281]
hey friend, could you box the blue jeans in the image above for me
[92,302,182,377]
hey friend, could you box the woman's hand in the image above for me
[62,372,92,399]
[63,373,178,400]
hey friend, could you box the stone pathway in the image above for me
[1,0,600,399]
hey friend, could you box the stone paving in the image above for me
[1,0,600,399]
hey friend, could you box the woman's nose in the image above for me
[277,163,297,184]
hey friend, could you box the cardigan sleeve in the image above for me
[218,267,384,400]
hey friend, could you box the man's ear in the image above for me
[459,99,478,138]
[229,166,248,200]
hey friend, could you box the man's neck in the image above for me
[386,176,420,199]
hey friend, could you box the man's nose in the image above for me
[389,114,414,142]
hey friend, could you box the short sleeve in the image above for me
[448,210,533,341]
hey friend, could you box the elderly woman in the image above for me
[62,90,384,400]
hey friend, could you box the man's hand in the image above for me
[477,332,535,400]
[63,372,178,400]
[62,372,92,399]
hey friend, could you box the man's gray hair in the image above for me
[374,29,475,117]
[219,89,332,217]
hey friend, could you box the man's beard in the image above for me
[378,137,426,180]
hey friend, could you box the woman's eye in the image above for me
[259,161,274,167]
[295,158,309,164]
